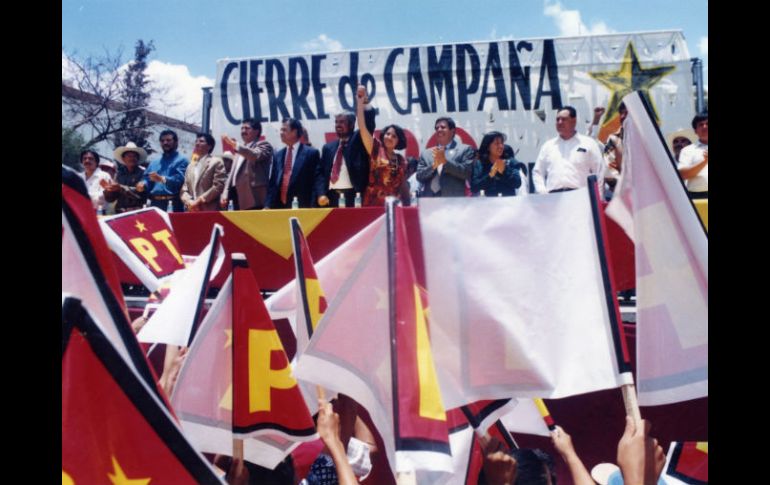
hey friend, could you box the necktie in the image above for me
[430,145,442,193]
[330,139,347,184]
[280,145,294,205]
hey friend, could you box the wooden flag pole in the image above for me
[621,382,642,424]
[316,385,326,402]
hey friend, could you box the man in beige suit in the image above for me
[181,133,227,212]
[220,118,274,210]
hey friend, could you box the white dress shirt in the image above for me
[532,132,604,193]
[677,140,708,192]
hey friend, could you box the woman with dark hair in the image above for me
[471,131,522,196]
[355,85,408,206]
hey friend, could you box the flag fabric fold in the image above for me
[419,192,630,408]
[138,224,225,347]
[606,91,708,405]
[294,203,452,479]
[62,297,224,484]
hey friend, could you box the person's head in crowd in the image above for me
[478,131,507,163]
[666,129,696,160]
[241,118,262,144]
[280,118,303,146]
[334,111,356,140]
[691,113,708,143]
[502,144,515,160]
[509,448,556,485]
[159,129,179,155]
[194,132,216,156]
[555,105,578,140]
[99,159,116,178]
[434,117,456,146]
[379,124,407,152]
[113,142,147,172]
[80,150,100,177]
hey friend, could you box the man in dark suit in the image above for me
[416,117,475,197]
[266,118,321,208]
[220,118,273,210]
[314,101,376,207]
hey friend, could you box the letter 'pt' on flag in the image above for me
[294,204,452,480]
[100,207,187,293]
[419,192,629,407]
[606,91,707,405]
[62,297,223,484]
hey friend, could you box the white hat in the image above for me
[99,160,116,170]
[113,142,148,162]
[665,129,697,148]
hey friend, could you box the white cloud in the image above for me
[489,26,515,41]
[544,1,615,36]
[698,36,708,56]
[301,34,343,52]
[144,60,214,124]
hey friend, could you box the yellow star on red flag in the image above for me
[107,455,151,485]
[134,220,147,233]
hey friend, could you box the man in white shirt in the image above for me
[677,113,708,199]
[80,149,113,211]
[533,106,604,194]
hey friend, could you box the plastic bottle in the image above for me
[166,199,174,213]
[291,196,299,209]
[354,192,362,208]
[479,189,486,197]
[338,194,346,208]
[144,198,151,209]
[227,199,235,212]
[410,191,417,206]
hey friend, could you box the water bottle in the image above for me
[479,189,486,197]
[354,192,362,208]
[227,199,235,212]
[144,198,151,209]
[498,192,503,197]
[97,204,105,216]
[166,199,174,213]
[410,191,417,206]
[338,194,346,208]
[291,196,299,209]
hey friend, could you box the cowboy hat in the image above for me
[98,160,116,170]
[665,129,697,148]
[113,142,148,162]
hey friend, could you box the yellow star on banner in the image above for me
[224,329,232,349]
[134,220,147,233]
[589,42,675,140]
[107,456,151,485]
[223,209,332,259]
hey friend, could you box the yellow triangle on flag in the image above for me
[696,442,708,454]
[223,209,333,259]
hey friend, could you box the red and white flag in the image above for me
[100,207,187,292]
[62,297,223,484]
[606,91,708,405]
[294,203,452,480]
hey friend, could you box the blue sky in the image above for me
[62,0,707,121]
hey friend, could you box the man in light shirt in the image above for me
[677,113,708,199]
[532,106,603,194]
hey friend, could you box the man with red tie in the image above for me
[266,118,321,209]
[314,85,376,207]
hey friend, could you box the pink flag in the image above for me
[606,91,707,405]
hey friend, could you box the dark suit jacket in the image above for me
[315,107,376,200]
[416,139,476,197]
[266,143,321,208]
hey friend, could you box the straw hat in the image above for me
[113,142,148,162]
[665,129,697,149]
[99,160,116,170]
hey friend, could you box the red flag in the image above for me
[62,297,222,484]
[100,208,187,292]
[232,255,317,458]
[664,441,708,485]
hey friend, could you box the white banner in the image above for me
[213,31,693,163]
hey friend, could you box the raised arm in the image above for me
[356,85,373,156]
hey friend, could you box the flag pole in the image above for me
[231,253,246,469]
[586,176,641,424]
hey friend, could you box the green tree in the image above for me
[113,40,155,153]
[62,126,86,170]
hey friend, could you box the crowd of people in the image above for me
[77,82,708,215]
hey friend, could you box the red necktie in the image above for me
[280,145,293,205]
[330,139,347,184]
